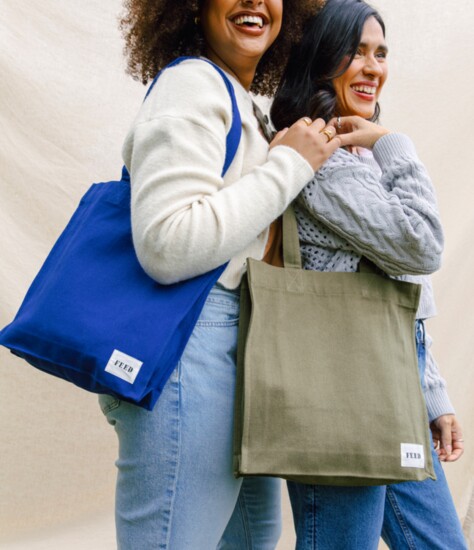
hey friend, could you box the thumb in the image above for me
[269,127,289,149]
[337,130,362,148]
[272,127,289,142]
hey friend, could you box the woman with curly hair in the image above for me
[98,0,340,548]
[271,0,467,548]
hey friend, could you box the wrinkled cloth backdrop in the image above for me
[0,1,473,548]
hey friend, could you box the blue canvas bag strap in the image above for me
[121,56,241,182]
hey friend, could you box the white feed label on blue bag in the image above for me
[401,444,425,468]
[105,350,143,384]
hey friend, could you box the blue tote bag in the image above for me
[0,57,241,410]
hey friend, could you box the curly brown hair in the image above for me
[120,0,323,96]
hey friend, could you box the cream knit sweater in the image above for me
[122,58,314,288]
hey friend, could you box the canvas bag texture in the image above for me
[233,206,436,485]
[0,57,241,411]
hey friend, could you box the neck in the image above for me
[205,50,257,91]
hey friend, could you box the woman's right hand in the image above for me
[431,414,464,463]
[329,115,390,150]
[269,117,340,172]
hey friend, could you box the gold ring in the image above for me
[302,117,312,126]
[321,129,334,142]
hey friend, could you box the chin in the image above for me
[352,108,375,119]
[354,103,377,120]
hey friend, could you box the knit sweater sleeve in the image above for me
[123,60,313,284]
[423,330,456,422]
[297,134,444,275]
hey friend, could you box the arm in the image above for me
[423,331,464,462]
[297,134,443,276]
[125,60,334,284]
[423,331,455,422]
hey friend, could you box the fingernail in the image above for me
[446,445,452,455]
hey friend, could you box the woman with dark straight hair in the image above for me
[272,0,385,128]
[271,0,467,548]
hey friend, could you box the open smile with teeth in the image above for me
[232,15,264,29]
[351,85,377,96]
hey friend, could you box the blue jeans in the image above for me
[288,321,467,549]
[99,286,281,549]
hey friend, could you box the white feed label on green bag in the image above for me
[401,444,425,468]
[105,349,143,384]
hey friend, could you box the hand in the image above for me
[270,117,340,172]
[328,115,390,150]
[430,414,464,462]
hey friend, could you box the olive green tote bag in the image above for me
[233,205,435,486]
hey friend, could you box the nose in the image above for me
[363,55,383,78]
[242,0,263,5]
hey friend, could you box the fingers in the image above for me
[446,443,464,462]
[295,116,336,136]
[335,122,389,149]
[440,421,453,459]
[274,128,289,139]
[269,127,289,149]
[311,119,339,144]
[320,126,337,143]
[432,415,464,463]
[337,130,378,150]
[293,117,340,147]
[295,116,326,133]
[446,418,464,462]
[431,431,441,451]
[328,115,362,134]
[327,116,365,148]
[274,117,340,171]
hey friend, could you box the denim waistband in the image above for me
[207,283,240,307]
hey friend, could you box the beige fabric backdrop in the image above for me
[0,1,472,548]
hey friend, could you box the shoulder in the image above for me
[137,58,237,127]
[156,58,229,93]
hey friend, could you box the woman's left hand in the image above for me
[328,115,390,150]
[430,414,464,462]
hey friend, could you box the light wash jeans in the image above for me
[99,286,281,549]
[288,320,468,550]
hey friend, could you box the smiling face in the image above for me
[200,0,283,89]
[332,16,388,119]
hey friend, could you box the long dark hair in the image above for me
[271,0,385,129]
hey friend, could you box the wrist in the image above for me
[371,127,390,147]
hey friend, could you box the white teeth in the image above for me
[352,85,377,95]
[233,15,264,28]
